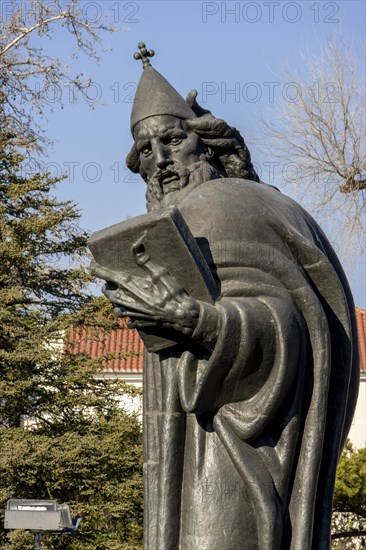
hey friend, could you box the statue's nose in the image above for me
[152,140,169,168]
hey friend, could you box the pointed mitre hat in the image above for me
[130,42,196,132]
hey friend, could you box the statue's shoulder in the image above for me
[178,178,289,240]
[179,178,282,215]
[178,177,322,247]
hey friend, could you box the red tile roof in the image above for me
[65,307,366,375]
[356,307,366,373]
[65,325,144,373]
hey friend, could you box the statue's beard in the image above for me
[146,157,221,211]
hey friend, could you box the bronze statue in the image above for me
[89,43,359,550]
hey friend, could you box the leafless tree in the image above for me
[331,511,366,549]
[259,37,366,253]
[0,0,117,153]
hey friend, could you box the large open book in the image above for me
[88,206,218,352]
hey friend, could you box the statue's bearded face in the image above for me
[133,115,219,210]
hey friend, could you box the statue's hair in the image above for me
[126,97,260,183]
[184,114,259,182]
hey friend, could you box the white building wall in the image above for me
[348,375,366,449]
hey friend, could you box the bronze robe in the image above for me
[143,178,359,550]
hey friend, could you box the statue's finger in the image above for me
[102,284,129,304]
[136,255,185,298]
[89,261,114,281]
[104,285,158,316]
[161,321,193,336]
[102,284,120,302]
[131,243,168,280]
[132,242,152,267]
[121,310,159,321]
[90,262,130,288]
[128,319,161,329]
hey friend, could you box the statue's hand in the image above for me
[89,247,200,336]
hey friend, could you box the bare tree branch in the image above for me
[331,530,366,540]
[0,0,118,154]
[257,37,366,255]
[1,13,73,57]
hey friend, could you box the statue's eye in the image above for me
[170,137,182,146]
[141,147,152,157]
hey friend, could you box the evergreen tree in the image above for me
[331,440,366,549]
[0,124,143,549]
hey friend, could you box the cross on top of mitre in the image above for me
[133,42,155,69]
[130,41,197,131]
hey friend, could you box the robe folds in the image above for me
[142,178,359,550]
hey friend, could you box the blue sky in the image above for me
[27,0,365,306]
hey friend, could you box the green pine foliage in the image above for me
[332,440,366,549]
[0,127,143,548]
[334,440,366,517]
